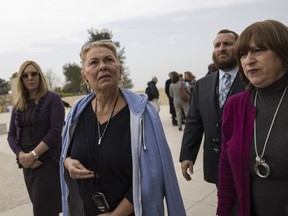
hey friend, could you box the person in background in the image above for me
[206,63,218,76]
[179,29,245,187]
[169,71,190,131]
[60,40,186,216]
[146,76,160,112]
[178,73,188,121]
[217,20,288,216]
[178,73,184,82]
[165,72,177,126]
[7,60,64,216]
[184,71,196,96]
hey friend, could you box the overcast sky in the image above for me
[0,0,287,91]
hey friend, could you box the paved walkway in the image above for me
[0,105,217,216]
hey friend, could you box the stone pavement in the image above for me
[0,105,217,216]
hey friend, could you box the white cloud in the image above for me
[0,0,284,91]
[0,0,264,53]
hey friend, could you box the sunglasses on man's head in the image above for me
[20,71,39,79]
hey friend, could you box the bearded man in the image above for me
[179,29,245,186]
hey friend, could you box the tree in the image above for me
[0,78,9,95]
[11,72,18,79]
[62,63,84,94]
[45,69,61,90]
[86,28,133,88]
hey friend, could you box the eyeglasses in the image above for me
[20,71,39,79]
[81,39,113,51]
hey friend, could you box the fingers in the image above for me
[70,168,94,180]
[18,151,25,158]
[30,160,42,169]
[19,152,34,168]
[64,157,94,179]
[181,160,193,181]
[188,162,194,175]
[21,162,31,169]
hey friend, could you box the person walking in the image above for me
[184,71,196,97]
[146,76,160,112]
[179,29,245,186]
[169,71,190,131]
[165,72,177,126]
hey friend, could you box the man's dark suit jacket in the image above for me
[179,71,245,184]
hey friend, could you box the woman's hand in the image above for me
[30,160,42,169]
[64,157,94,179]
[18,151,35,168]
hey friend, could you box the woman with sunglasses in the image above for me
[60,40,186,216]
[7,60,64,216]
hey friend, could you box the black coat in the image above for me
[179,71,245,184]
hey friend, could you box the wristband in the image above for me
[31,150,39,159]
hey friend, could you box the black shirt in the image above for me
[20,99,36,152]
[69,103,133,215]
[250,75,288,216]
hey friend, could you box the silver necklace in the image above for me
[95,93,119,145]
[253,86,287,178]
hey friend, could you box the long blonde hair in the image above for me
[15,60,48,111]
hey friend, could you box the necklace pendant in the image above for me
[255,155,263,165]
[98,137,102,145]
[254,156,270,178]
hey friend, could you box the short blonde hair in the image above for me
[80,40,120,66]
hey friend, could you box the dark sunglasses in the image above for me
[20,71,39,79]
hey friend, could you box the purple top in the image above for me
[7,91,65,165]
[217,90,256,216]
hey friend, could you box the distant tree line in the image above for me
[2,28,133,96]
[0,78,9,95]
